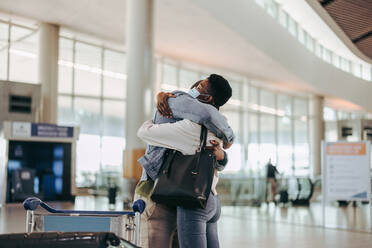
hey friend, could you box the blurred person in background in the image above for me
[266,158,279,204]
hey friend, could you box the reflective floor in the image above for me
[1,197,372,247]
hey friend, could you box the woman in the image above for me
[137,118,228,248]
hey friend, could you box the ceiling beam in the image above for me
[353,31,372,44]
[321,0,336,7]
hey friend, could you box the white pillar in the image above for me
[124,0,154,180]
[309,95,324,178]
[38,23,59,124]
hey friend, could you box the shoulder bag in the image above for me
[151,125,215,209]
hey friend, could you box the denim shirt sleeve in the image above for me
[215,151,228,171]
[167,93,235,143]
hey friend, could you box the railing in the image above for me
[255,0,372,82]
[216,175,315,206]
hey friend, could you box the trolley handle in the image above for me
[23,197,146,215]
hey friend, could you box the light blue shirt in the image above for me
[137,90,235,181]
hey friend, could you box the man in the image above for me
[135,74,234,247]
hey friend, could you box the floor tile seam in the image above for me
[222,214,372,235]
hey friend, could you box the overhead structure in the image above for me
[317,0,372,60]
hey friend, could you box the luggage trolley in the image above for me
[23,197,145,246]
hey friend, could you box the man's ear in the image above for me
[207,96,214,104]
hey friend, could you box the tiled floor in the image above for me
[1,197,372,247]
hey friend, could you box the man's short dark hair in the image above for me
[208,74,232,108]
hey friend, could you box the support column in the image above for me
[309,95,324,178]
[124,0,154,181]
[38,23,59,124]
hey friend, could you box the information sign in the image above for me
[323,142,371,201]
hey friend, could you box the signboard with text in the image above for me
[323,142,371,201]
[12,122,74,139]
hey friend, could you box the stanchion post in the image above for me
[321,141,326,228]
[135,212,141,246]
[26,210,34,232]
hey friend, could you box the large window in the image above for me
[157,59,311,176]
[0,19,38,83]
[0,22,8,80]
[58,37,126,187]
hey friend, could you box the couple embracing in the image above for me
[135,74,235,248]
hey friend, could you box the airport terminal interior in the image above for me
[0,0,372,247]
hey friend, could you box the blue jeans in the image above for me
[177,194,221,248]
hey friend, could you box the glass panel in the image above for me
[74,97,101,134]
[305,35,314,52]
[76,134,100,187]
[267,1,278,18]
[74,42,101,96]
[220,111,242,172]
[332,54,341,68]
[9,26,38,83]
[249,86,258,111]
[323,48,331,63]
[199,73,209,80]
[323,107,336,121]
[103,100,125,137]
[101,136,125,168]
[341,58,351,72]
[230,81,242,101]
[279,10,288,28]
[298,27,305,45]
[57,96,74,126]
[325,121,338,142]
[248,114,259,171]
[104,49,126,74]
[362,64,371,81]
[103,77,126,99]
[75,42,101,67]
[337,111,350,120]
[58,65,73,94]
[365,113,372,120]
[277,94,291,116]
[103,50,126,98]
[293,98,307,116]
[278,117,292,175]
[58,38,73,94]
[255,0,265,8]
[74,69,101,96]
[288,17,297,37]
[163,63,177,86]
[353,63,362,78]
[58,38,73,93]
[315,43,323,58]
[223,144,243,173]
[179,69,198,90]
[260,90,275,110]
[350,112,362,120]
[294,119,309,175]
[221,111,240,142]
[59,38,73,61]
[260,114,276,165]
[0,22,8,80]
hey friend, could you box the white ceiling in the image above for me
[0,0,368,110]
[0,0,308,89]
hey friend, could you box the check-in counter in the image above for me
[0,121,79,206]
